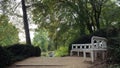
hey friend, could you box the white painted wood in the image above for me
[70,36,107,62]
[91,51,94,62]
[78,51,79,56]
[83,51,86,61]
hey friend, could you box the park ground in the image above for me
[8,56,107,68]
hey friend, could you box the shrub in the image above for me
[34,47,41,56]
[0,44,41,68]
[107,36,120,64]
[108,64,120,68]
[0,46,14,68]
[7,44,41,61]
[55,46,68,57]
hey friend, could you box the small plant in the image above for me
[55,46,68,57]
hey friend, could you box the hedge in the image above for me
[0,44,41,68]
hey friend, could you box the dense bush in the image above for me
[0,46,14,68]
[107,36,120,64]
[55,46,68,57]
[108,64,120,68]
[105,26,120,64]
[0,44,41,68]
[7,44,41,59]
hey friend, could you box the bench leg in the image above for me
[94,51,97,60]
[91,51,94,63]
[83,51,86,61]
[70,51,73,56]
[78,51,79,56]
[102,51,106,60]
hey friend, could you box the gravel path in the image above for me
[8,57,93,68]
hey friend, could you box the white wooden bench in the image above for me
[70,36,107,62]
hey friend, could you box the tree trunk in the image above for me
[21,0,31,45]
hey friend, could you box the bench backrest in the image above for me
[91,36,107,50]
[71,36,107,50]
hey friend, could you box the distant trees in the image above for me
[1,0,119,48]
[33,29,50,52]
[31,0,120,51]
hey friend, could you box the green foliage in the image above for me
[31,0,120,60]
[108,64,120,68]
[102,1,120,27]
[0,0,10,14]
[55,46,68,57]
[31,0,119,52]
[32,0,86,51]
[107,35,120,64]
[32,0,108,35]
[0,14,19,46]
[33,29,50,52]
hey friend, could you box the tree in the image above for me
[31,0,107,35]
[31,0,120,51]
[0,0,32,45]
[101,0,120,28]
[21,0,31,45]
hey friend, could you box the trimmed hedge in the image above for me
[0,44,41,68]
[7,44,41,58]
[0,46,14,68]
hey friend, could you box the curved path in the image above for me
[8,57,94,68]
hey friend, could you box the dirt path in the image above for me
[8,57,93,68]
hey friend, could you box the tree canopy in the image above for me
[31,0,120,51]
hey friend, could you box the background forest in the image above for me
[31,0,120,57]
[0,0,120,67]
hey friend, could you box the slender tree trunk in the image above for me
[21,0,31,45]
